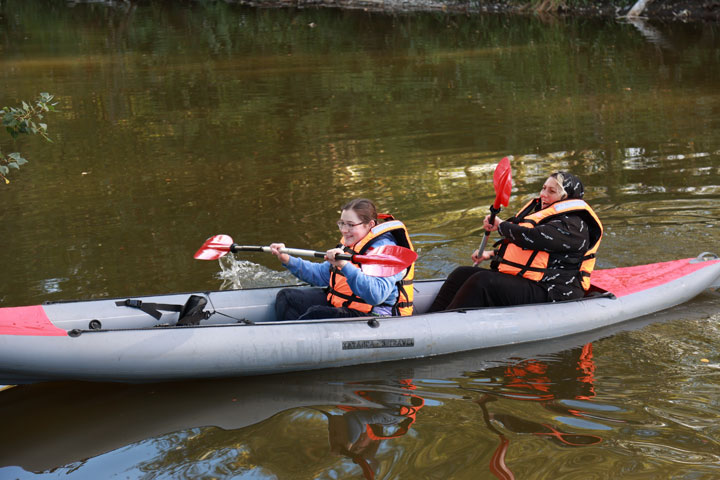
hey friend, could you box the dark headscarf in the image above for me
[551,171,584,199]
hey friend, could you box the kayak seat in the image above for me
[177,295,211,326]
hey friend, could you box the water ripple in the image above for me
[644,403,720,431]
[614,440,720,465]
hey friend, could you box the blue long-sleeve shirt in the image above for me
[283,233,405,310]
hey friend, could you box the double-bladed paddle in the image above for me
[194,234,417,277]
[475,156,513,265]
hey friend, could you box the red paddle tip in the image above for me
[194,234,234,260]
[354,245,417,277]
[493,156,513,208]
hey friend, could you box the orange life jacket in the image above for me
[327,215,415,316]
[495,198,603,291]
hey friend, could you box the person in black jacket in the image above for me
[428,172,603,312]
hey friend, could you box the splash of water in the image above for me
[216,254,298,290]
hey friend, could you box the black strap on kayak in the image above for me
[116,296,251,326]
[115,299,183,321]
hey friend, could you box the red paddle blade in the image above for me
[354,245,417,277]
[194,234,234,260]
[492,156,513,209]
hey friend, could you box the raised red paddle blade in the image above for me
[492,156,513,209]
[353,245,417,277]
[194,234,234,260]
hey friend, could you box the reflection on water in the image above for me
[461,345,609,479]
[312,379,426,479]
[1,1,719,478]
[0,343,613,479]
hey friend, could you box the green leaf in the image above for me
[8,162,19,169]
[0,165,8,175]
[8,152,26,164]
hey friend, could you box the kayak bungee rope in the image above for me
[67,320,255,337]
[65,313,384,337]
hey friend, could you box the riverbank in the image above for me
[233,0,720,22]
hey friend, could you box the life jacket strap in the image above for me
[326,285,371,307]
[499,258,583,275]
[517,250,540,276]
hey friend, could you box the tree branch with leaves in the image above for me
[1,92,57,185]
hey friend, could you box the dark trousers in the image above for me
[275,287,369,321]
[428,266,549,312]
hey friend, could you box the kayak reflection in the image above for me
[313,379,425,480]
[0,375,383,472]
[1,338,623,477]
[466,344,609,480]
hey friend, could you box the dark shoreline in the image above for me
[232,0,720,22]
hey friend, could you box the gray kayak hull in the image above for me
[1,255,719,383]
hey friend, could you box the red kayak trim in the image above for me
[590,257,720,298]
[0,305,68,337]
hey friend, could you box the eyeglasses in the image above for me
[337,220,366,230]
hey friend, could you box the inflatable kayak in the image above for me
[1,253,719,384]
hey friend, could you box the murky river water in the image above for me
[1,1,719,478]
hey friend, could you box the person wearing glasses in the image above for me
[270,198,414,320]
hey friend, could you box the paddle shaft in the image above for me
[475,204,502,266]
[474,157,512,266]
[230,244,355,262]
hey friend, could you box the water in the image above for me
[0,1,719,478]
